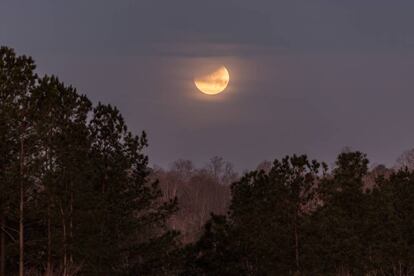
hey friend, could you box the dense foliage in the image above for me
[2,46,414,275]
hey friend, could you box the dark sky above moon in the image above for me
[2,0,414,170]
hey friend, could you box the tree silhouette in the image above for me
[0,46,179,275]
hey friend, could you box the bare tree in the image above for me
[256,160,272,173]
[395,148,414,171]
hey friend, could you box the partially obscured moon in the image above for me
[194,66,230,95]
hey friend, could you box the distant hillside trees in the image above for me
[154,157,237,243]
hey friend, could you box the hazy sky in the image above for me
[1,0,414,170]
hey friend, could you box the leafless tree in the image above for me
[395,148,414,171]
[154,157,238,243]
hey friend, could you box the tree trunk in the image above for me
[19,138,24,276]
[294,212,300,273]
[46,135,53,276]
[46,204,52,276]
[0,212,5,276]
[61,206,67,276]
[69,189,73,267]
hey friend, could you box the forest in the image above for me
[1,46,414,276]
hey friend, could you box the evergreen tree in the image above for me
[184,214,244,276]
[232,155,324,274]
[88,104,179,275]
[30,75,93,275]
[311,151,370,275]
[0,46,37,275]
[367,169,414,275]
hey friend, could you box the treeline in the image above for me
[2,47,414,276]
[184,153,414,276]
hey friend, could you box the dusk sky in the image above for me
[2,0,414,170]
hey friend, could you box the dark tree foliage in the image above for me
[367,169,414,275]
[184,214,245,276]
[187,155,326,275]
[88,103,179,275]
[231,155,325,274]
[0,46,37,276]
[30,75,94,274]
[307,151,370,275]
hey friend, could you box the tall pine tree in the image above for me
[0,46,37,276]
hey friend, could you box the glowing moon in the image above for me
[194,66,230,95]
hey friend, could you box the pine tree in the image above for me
[184,214,244,276]
[30,75,92,274]
[368,169,414,275]
[0,46,37,275]
[312,151,370,275]
[232,155,324,274]
[88,104,179,274]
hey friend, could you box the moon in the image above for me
[194,66,230,95]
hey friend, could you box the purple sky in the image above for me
[2,0,414,170]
